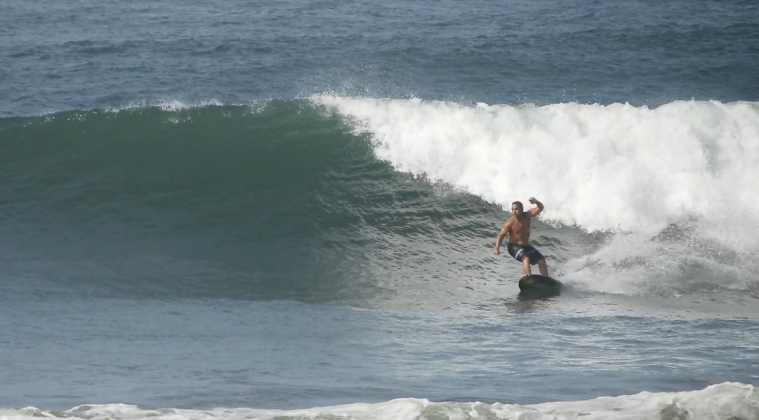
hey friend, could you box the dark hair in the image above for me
[512,201,524,210]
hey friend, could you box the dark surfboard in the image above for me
[518,275,562,292]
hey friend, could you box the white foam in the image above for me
[313,95,759,294]
[313,96,759,234]
[2,382,757,420]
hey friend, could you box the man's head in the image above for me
[511,201,524,216]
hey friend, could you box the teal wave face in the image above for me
[1,102,544,303]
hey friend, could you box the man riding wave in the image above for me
[493,197,549,277]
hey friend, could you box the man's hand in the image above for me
[528,197,544,216]
[493,248,500,255]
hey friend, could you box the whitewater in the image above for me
[3,383,759,420]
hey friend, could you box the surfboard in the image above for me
[518,275,562,291]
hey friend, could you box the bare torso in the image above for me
[506,213,532,245]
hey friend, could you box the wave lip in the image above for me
[3,382,757,420]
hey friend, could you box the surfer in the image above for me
[492,197,549,277]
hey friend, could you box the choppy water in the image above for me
[2,0,759,419]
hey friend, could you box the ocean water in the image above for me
[2,0,759,419]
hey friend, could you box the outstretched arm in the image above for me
[528,197,544,216]
[493,220,512,255]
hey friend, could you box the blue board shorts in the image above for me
[507,243,545,265]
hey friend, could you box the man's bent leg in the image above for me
[522,257,532,276]
[537,258,548,276]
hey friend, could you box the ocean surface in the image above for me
[2,0,759,419]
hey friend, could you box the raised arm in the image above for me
[493,219,513,255]
[528,197,544,217]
